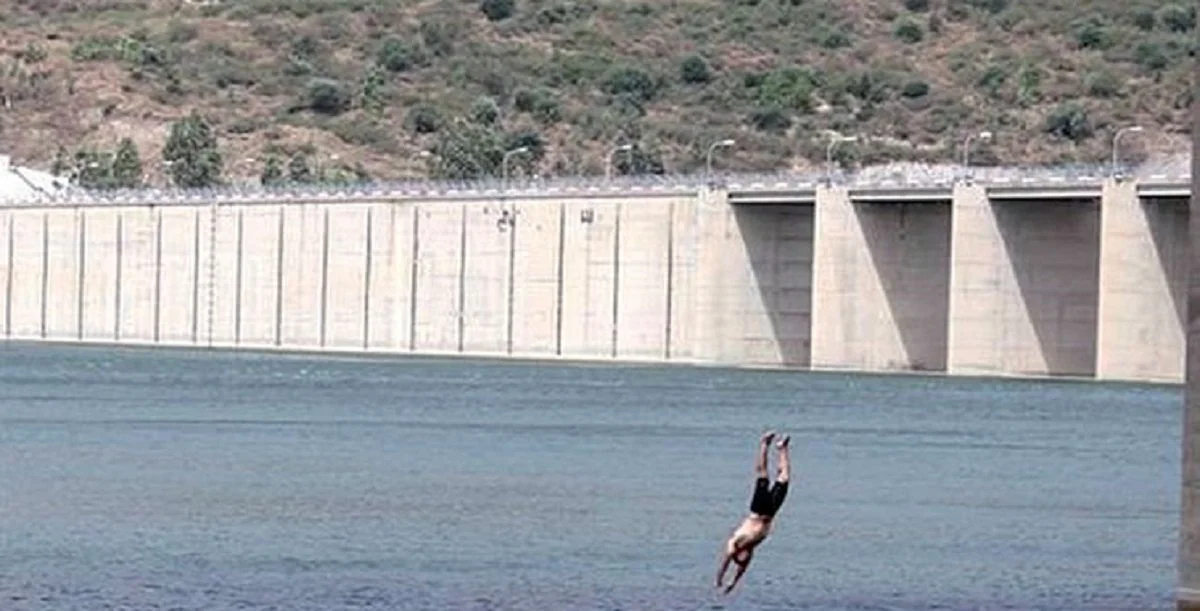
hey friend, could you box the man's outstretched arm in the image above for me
[715,550,734,588]
[723,552,752,594]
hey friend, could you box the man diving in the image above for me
[715,430,791,594]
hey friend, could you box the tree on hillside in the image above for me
[162,111,222,188]
[430,120,501,179]
[287,153,314,183]
[612,141,666,176]
[71,149,114,189]
[50,146,70,177]
[260,156,284,186]
[111,138,143,188]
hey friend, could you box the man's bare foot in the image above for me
[761,430,776,445]
[776,435,790,449]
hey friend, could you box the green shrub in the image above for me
[1132,9,1156,31]
[841,69,895,104]
[513,87,562,124]
[601,67,659,102]
[480,0,515,21]
[71,35,121,61]
[901,80,930,98]
[754,67,820,111]
[1084,70,1121,98]
[306,78,351,115]
[332,116,395,148]
[419,19,457,57]
[1071,16,1113,49]
[1134,42,1169,71]
[534,2,596,26]
[893,18,924,43]
[470,96,501,125]
[1157,4,1196,32]
[18,42,47,64]
[376,38,424,72]
[950,0,1008,14]
[904,0,930,12]
[291,35,320,61]
[1015,62,1041,105]
[818,26,853,49]
[748,107,792,132]
[976,64,1007,96]
[1044,102,1091,141]
[406,105,442,134]
[680,55,712,84]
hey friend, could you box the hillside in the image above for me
[0,0,1194,186]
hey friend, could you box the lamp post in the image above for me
[961,130,993,179]
[1111,125,1143,178]
[705,139,735,182]
[502,146,529,190]
[824,133,859,185]
[606,144,633,181]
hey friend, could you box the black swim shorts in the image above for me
[749,477,788,517]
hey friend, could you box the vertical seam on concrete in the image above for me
[274,207,285,347]
[206,204,218,349]
[191,208,200,344]
[555,203,566,356]
[611,202,622,359]
[39,212,48,339]
[114,212,123,342]
[76,210,85,341]
[505,202,517,355]
[665,200,676,360]
[409,205,420,352]
[457,204,467,353]
[363,206,373,351]
[4,213,11,338]
[153,207,162,343]
[234,208,244,346]
[320,207,330,348]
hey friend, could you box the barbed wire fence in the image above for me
[1,129,1192,207]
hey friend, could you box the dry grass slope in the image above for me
[0,0,1193,184]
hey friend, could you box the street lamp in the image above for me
[1111,125,1144,178]
[606,144,633,181]
[961,130,992,176]
[705,139,735,181]
[825,133,859,184]
[502,146,529,189]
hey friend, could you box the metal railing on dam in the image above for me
[0,161,1192,384]
[0,160,1191,207]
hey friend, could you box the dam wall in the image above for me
[0,176,1189,382]
[947,185,1102,378]
[811,188,951,372]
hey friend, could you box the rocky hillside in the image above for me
[0,0,1194,186]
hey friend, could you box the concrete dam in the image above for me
[0,173,1190,383]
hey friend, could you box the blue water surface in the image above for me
[0,343,1180,610]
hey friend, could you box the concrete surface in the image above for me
[0,179,1190,383]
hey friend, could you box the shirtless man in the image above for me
[715,430,791,594]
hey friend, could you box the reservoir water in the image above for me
[0,343,1179,610]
